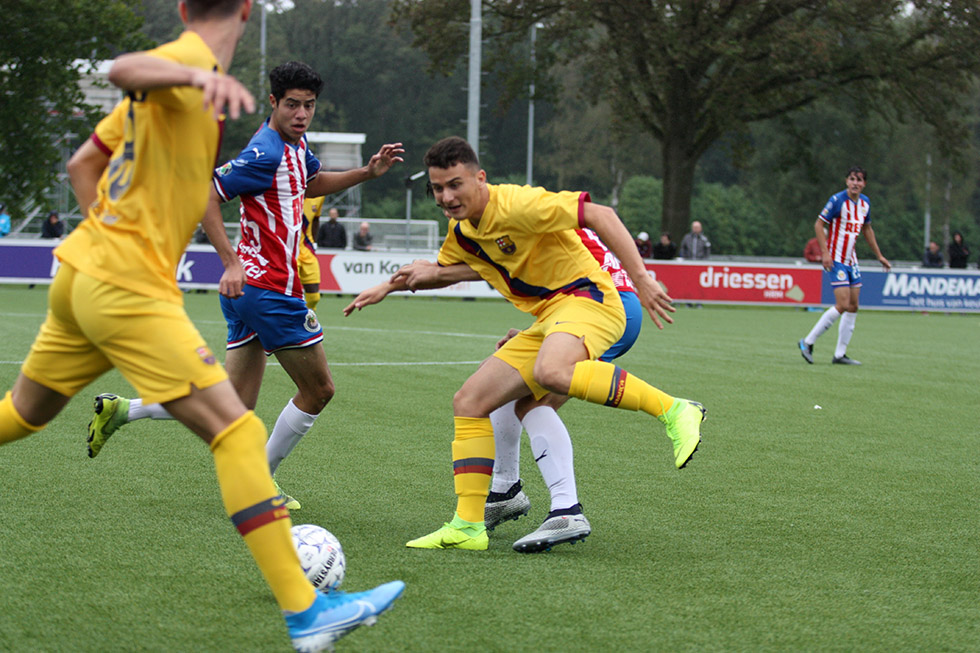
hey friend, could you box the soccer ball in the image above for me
[291,524,346,592]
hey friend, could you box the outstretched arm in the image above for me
[582,203,674,329]
[392,260,481,290]
[306,143,405,197]
[342,261,479,315]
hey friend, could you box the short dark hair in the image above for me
[846,166,867,182]
[185,0,246,20]
[269,61,324,101]
[424,136,480,170]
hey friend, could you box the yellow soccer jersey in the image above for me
[302,195,324,252]
[437,184,613,315]
[56,31,224,304]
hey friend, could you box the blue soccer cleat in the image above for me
[286,581,405,652]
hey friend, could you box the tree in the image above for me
[0,0,146,216]
[392,1,980,241]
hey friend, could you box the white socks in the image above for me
[128,398,172,421]
[523,406,577,512]
[835,311,857,358]
[267,399,318,476]
[489,400,522,493]
[488,401,579,511]
[805,306,841,345]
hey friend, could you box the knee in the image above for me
[453,387,491,418]
[532,361,572,395]
[302,378,335,414]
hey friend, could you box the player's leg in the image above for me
[536,299,704,470]
[86,284,331,619]
[4,263,111,445]
[0,374,71,444]
[407,357,531,551]
[503,292,642,550]
[224,339,267,410]
[801,267,849,361]
[267,344,333,510]
[833,285,862,364]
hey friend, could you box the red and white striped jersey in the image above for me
[576,227,636,293]
[818,190,871,265]
[213,119,321,298]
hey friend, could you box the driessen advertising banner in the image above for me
[643,260,980,311]
[2,241,978,311]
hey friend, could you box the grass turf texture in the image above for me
[0,285,977,652]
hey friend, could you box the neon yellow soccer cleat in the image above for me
[273,478,301,511]
[658,399,706,469]
[406,523,488,551]
[87,393,130,458]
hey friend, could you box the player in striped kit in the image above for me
[88,61,404,513]
[798,166,891,365]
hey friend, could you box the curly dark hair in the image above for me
[423,136,480,170]
[846,165,867,182]
[269,61,324,101]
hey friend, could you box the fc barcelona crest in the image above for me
[495,235,516,255]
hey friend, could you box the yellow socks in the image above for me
[211,411,314,613]
[304,292,320,311]
[0,391,43,444]
[451,416,495,523]
[567,360,674,417]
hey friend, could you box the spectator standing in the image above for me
[634,231,652,258]
[652,232,677,260]
[948,231,969,269]
[353,221,373,251]
[40,211,65,239]
[922,241,943,268]
[679,220,711,259]
[317,207,347,249]
[804,237,822,262]
[0,203,10,237]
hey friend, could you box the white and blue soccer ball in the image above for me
[291,524,346,592]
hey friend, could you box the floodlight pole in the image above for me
[467,0,482,157]
[526,22,543,187]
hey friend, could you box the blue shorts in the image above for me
[220,285,323,355]
[828,261,862,288]
[600,291,642,362]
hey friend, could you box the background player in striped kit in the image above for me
[798,166,891,365]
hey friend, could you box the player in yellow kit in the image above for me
[0,1,402,648]
[345,136,705,551]
[299,195,325,310]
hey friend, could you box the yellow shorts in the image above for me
[21,264,227,405]
[297,246,320,287]
[493,293,626,399]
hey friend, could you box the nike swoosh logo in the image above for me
[271,497,286,507]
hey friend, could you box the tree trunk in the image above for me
[661,132,697,242]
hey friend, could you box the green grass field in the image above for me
[1,285,977,652]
